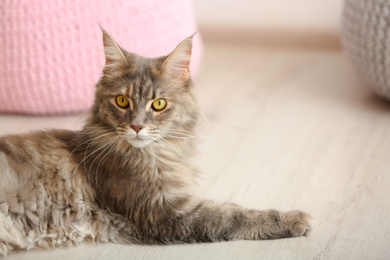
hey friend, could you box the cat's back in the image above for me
[0,129,79,191]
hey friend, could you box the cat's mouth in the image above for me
[126,135,154,148]
[116,126,156,148]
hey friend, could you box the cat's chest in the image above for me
[95,150,192,218]
[124,155,179,185]
[96,148,181,186]
[122,147,180,173]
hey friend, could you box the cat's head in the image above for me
[90,30,199,149]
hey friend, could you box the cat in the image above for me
[0,29,311,256]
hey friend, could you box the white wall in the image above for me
[193,0,344,33]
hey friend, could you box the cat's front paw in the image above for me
[282,210,312,237]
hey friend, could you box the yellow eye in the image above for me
[152,98,167,111]
[116,95,130,108]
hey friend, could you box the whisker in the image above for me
[90,136,120,192]
[162,130,227,139]
[163,131,196,137]
[75,135,117,173]
[83,126,116,133]
[159,135,194,140]
[87,135,119,175]
[95,137,120,177]
[153,138,182,157]
[69,131,114,158]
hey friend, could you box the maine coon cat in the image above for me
[0,30,311,256]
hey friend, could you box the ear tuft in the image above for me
[101,28,127,74]
[162,35,194,81]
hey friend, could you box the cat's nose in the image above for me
[130,125,144,133]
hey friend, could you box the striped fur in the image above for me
[0,31,311,256]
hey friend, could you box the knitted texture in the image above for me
[342,0,390,100]
[0,0,201,115]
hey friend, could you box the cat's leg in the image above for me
[138,200,311,243]
[0,205,29,256]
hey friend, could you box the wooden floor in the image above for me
[2,40,390,259]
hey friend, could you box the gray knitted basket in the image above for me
[342,0,390,99]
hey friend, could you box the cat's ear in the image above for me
[162,35,194,81]
[101,29,127,74]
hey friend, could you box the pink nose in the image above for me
[130,125,144,133]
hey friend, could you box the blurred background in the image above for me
[194,0,343,48]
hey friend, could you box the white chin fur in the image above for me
[128,138,153,148]
[125,128,154,148]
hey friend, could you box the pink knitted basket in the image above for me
[0,0,201,115]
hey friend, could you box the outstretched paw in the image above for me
[282,210,312,237]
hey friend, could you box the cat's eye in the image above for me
[152,98,167,111]
[116,95,130,109]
